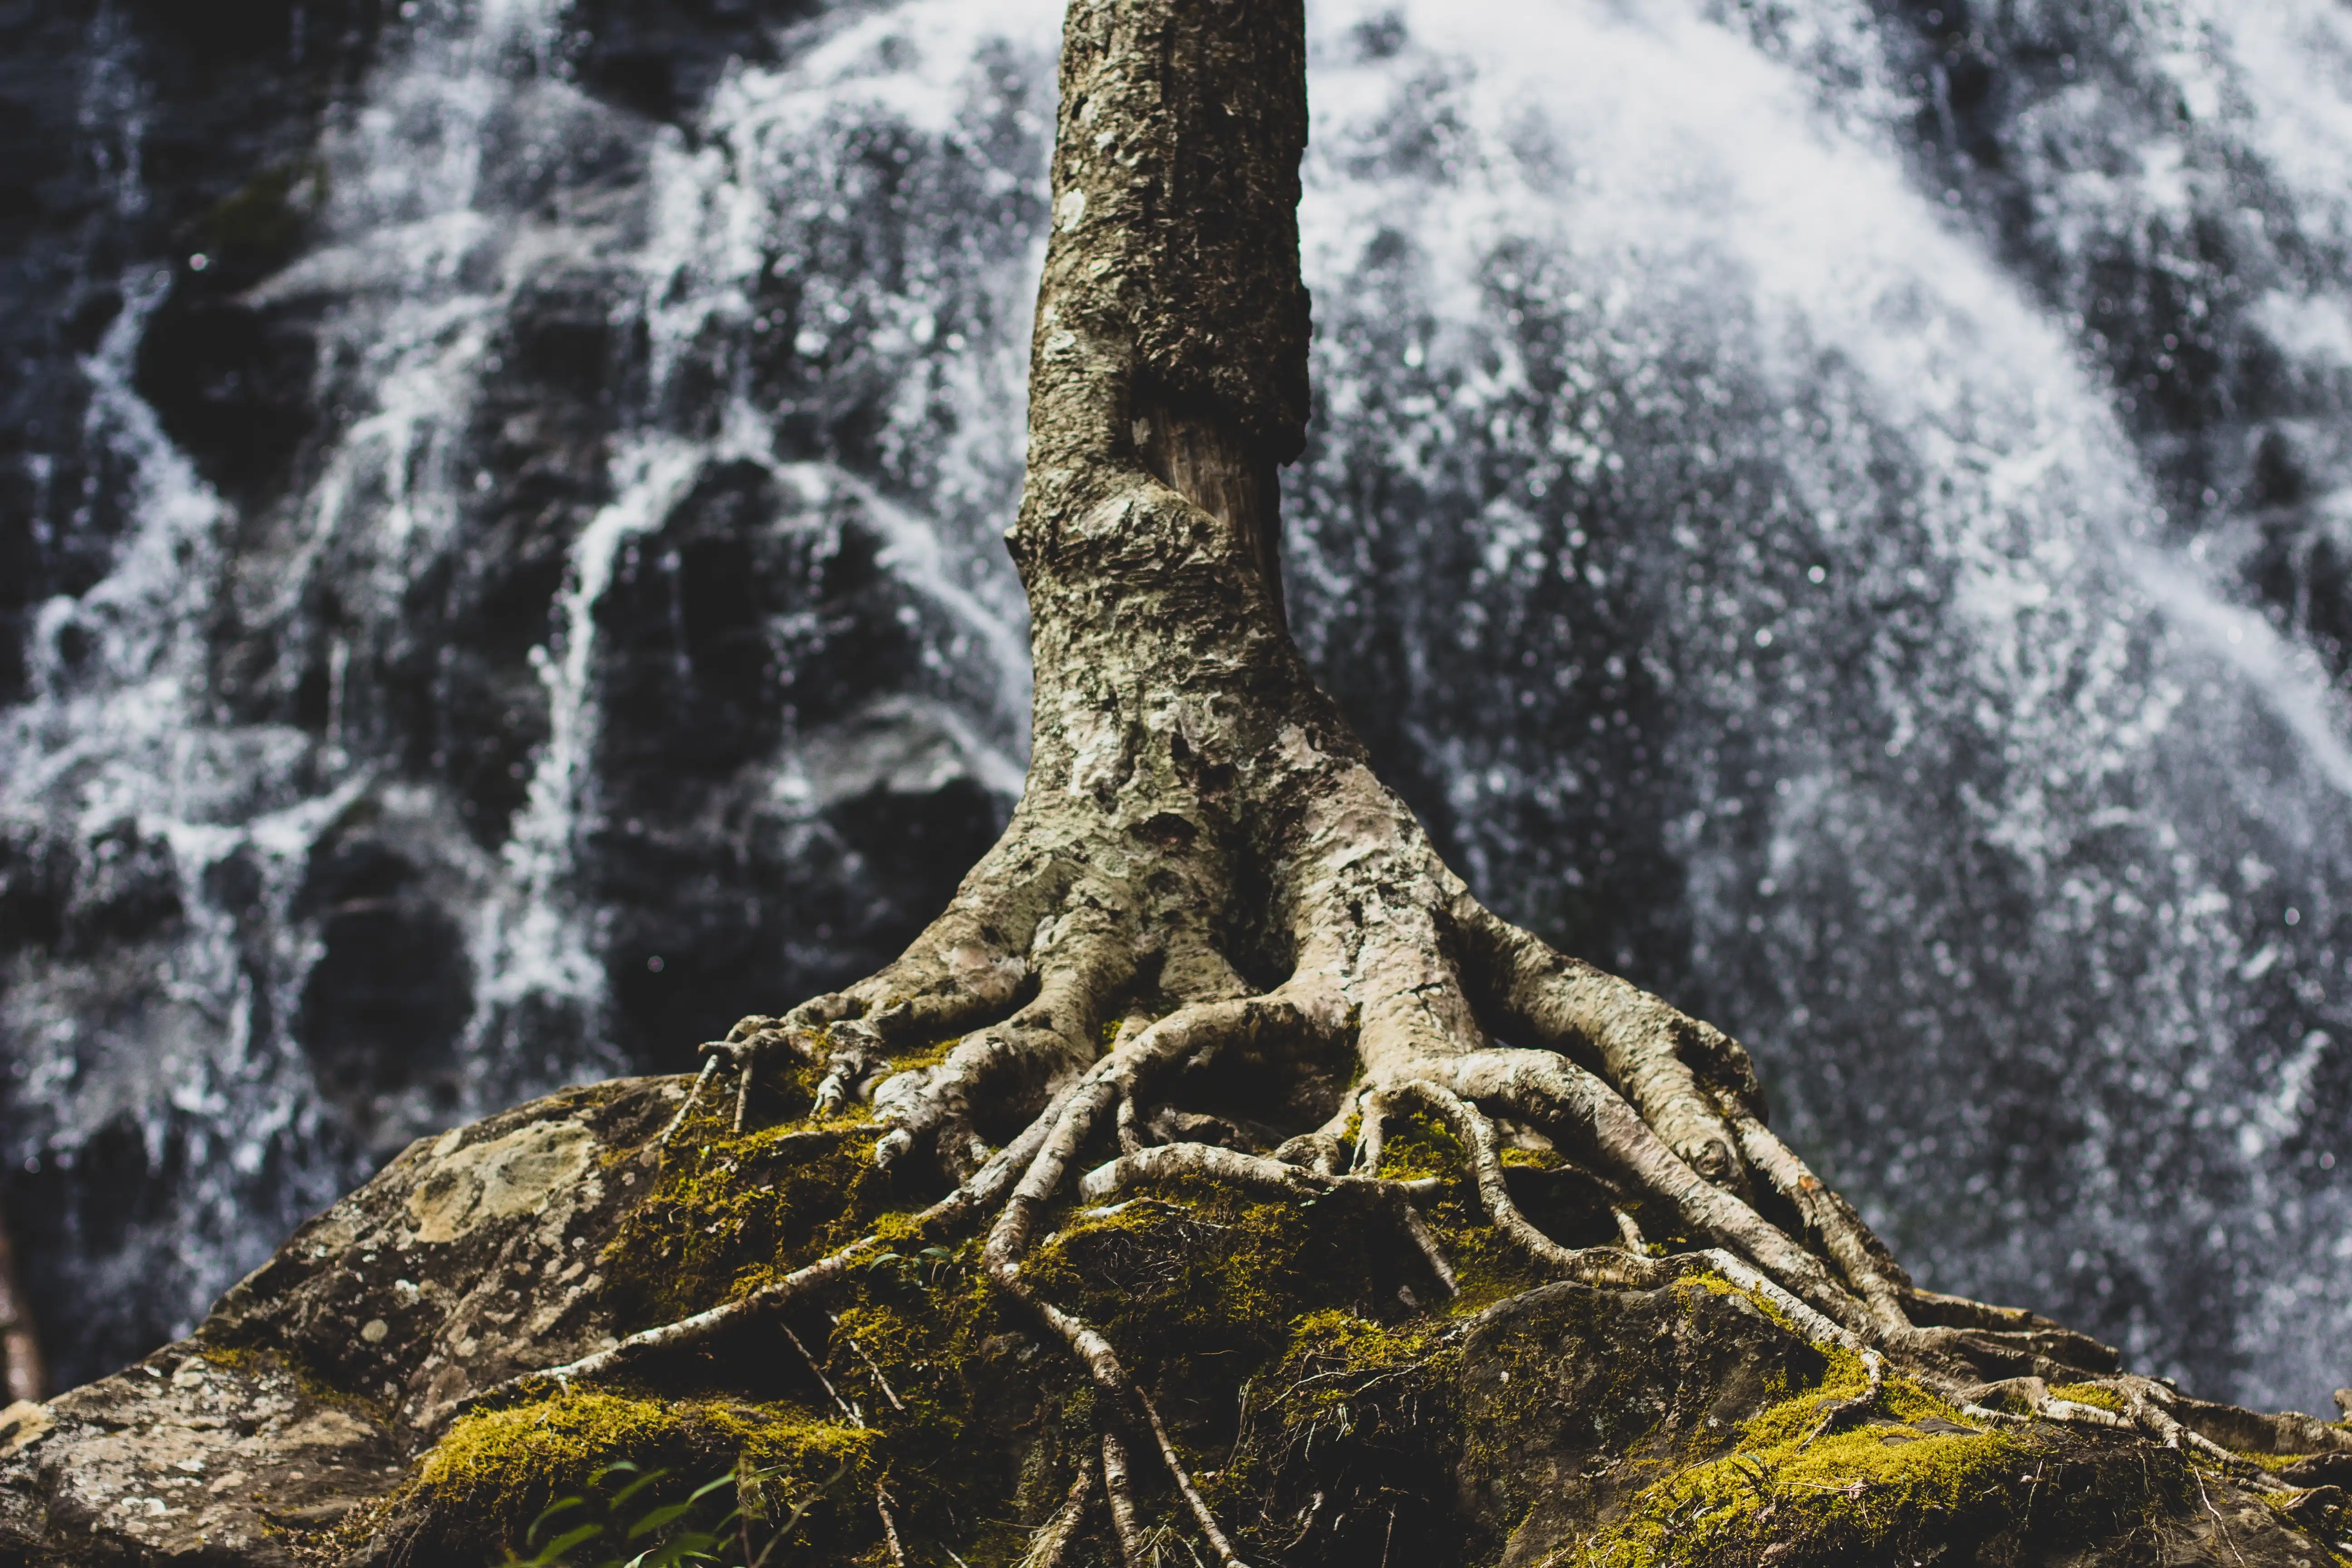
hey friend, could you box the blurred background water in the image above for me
[4,0,2350,1411]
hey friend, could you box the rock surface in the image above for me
[0,1077,672,1565]
[1,1076,2346,1566]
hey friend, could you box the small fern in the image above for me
[505,1456,849,1568]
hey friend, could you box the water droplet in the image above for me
[647,955,666,973]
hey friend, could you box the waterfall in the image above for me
[1289,0,2352,1411]
[3,0,2348,1412]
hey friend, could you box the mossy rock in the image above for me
[0,1075,2342,1568]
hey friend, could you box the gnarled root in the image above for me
[524,748,2082,1554]
[1022,1465,1096,1568]
[1955,1373,2320,1495]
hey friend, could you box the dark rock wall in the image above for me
[0,0,1037,1386]
[3,0,2351,1418]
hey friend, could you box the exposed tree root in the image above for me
[470,709,2091,1559]
[875,1487,910,1568]
[1099,1427,1147,1568]
[1794,1347,1888,1449]
[1955,1374,2308,1494]
[1376,1078,1657,1289]
[1022,1466,1096,1568]
[469,856,2331,1559]
[1727,1104,1914,1332]
[477,805,2049,1556]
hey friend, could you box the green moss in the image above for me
[426,1215,1047,1562]
[2229,1446,2321,1473]
[1366,1109,1672,1310]
[602,1121,898,1328]
[1558,1351,2185,1567]
[1563,1381,2017,1566]
[1675,1271,1799,1336]
[379,1084,2197,1567]
[887,1038,962,1073]
[2049,1382,2128,1415]
[1025,1186,1339,1378]
[1207,1303,1464,1548]
[579,1097,1073,1559]
[191,1342,270,1377]
[425,1392,730,1504]
[1268,1309,1450,1422]
[418,1391,873,1560]
[816,1266,1047,1560]
[1368,1115,1548,1311]
[1369,1112,1455,1183]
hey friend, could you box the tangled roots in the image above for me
[500,837,2144,1562]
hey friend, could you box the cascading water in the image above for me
[2,0,2347,1413]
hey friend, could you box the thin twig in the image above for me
[780,1322,858,1427]
[876,1486,910,1568]
[657,1055,723,1149]
[830,1313,908,1415]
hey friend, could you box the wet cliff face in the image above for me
[0,0,1037,1386]
[3,0,2352,1411]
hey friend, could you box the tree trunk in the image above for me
[3,3,2348,1565]
[678,0,1897,1336]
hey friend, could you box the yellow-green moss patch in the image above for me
[2050,1382,2127,1415]
[1367,1114,1548,1311]
[1563,1372,2020,1568]
[1026,1186,1337,1378]
[419,1391,872,1559]
[602,1123,900,1328]
[1556,1347,2190,1568]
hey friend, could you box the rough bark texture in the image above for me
[2,2,2350,1566]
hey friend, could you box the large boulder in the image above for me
[1,1076,2343,1566]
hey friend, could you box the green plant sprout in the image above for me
[504,1456,849,1568]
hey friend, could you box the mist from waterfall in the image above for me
[4,0,2349,1413]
